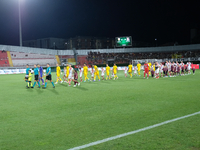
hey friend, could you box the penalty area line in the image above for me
[68,111,200,150]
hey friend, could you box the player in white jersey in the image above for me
[79,68,83,82]
[134,66,137,76]
[68,65,73,86]
[101,67,105,80]
[63,66,67,82]
[187,62,191,74]
[124,67,128,77]
[155,62,159,79]
[159,63,164,77]
[90,68,94,81]
[111,68,114,79]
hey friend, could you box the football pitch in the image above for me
[0,70,200,150]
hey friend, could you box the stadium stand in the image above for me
[1,44,200,67]
[86,50,200,65]
[10,51,57,67]
[0,50,9,67]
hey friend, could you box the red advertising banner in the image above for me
[191,64,199,69]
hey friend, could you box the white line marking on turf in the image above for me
[68,111,200,150]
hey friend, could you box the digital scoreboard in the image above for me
[115,36,132,47]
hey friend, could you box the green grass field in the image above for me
[0,70,200,150]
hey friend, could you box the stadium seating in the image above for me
[10,51,57,67]
[0,51,9,67]
[86,50,200,65]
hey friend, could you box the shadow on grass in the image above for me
[36,88,44,94]
[74,86,88,91]
[47,88,59,94]
[59,83,69,87]
[26,87,34,92]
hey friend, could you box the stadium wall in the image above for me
[0,64,199,75]
[1,44,200,56]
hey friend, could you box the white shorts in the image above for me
[160,69,163,73]
[80,73,82,77]
[134,71,137,74]
[168,68,171,71]
[187,67,191,70]
[155,69,159,74]
[68,74,73,79]
[124,71,127,74]
[101,73,104,76]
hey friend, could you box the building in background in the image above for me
[23,36,155,50]
[64,36,115,50]
[23,37,66,49]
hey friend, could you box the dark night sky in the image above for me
[0,0,200,46]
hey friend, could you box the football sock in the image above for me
[56,78,59,82]
[33,82,36,87]
[59,78,62,81]
[38,82,40,87]
[45,82,47,87]
[51,82,55,86]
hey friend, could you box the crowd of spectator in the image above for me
[86,50,200,64]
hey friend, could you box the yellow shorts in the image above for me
[66,73,69,77]
[84,73,87,77]
[114,71,117,75]
[96,72,99,76]
[106,72,109,76]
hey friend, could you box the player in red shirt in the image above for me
[143,61,149,79]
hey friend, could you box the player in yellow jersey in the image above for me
[26,70,33,88]
[148,62,152,75]
[83,63,90,82]
[105,64,110,80]
[128,62,133,78]
[137,61,141,76]
[65,64,69,83]
[55,64,63,84]
[113,64,118,80]
[153,63,155,71]
[93,64,100,81]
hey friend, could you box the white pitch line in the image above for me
[68,111,200,150]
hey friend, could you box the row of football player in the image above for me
[24,63,118,88]
[142,61,195,79]
[25,61,196,88]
